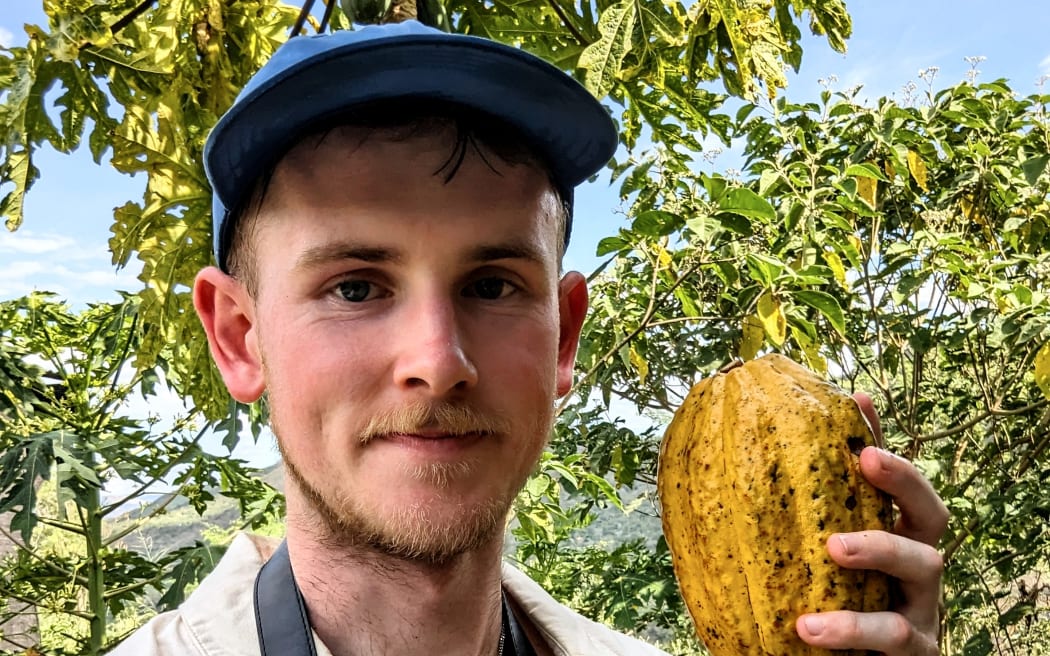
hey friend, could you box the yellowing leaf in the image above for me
[792,327,827,376]
[657,243,674,269]
[629,345,649,385]
[1035,342,1050,400]
[824,250,848,289]
[907,150,929,192]
[740,314,764,361]
[884,159,896,180]
[756,291,786,346]
[856,176,877,209]
[960,194,989,227]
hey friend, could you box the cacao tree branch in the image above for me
[914,400,1047,443]
[943,515,980,562]
[944,413,1050,562]
[647,315,734,328]
[557,254,708,415]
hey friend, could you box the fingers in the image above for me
[796,610,940,655]
[859,446,949,547]
[826,530,943,634]
[852,392,883,446]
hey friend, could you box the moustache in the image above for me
[358,401,513,444]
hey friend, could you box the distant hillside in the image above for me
[111,463,285,555]
[109,463,663,557]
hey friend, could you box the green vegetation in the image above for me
[2,1,1048,655]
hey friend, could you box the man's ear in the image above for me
[193,266,265,403]
[555,271,589,398]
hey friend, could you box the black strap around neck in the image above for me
[253,540,536,656]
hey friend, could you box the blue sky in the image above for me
[2,1,1050,301]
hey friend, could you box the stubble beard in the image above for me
[275,399,548,567]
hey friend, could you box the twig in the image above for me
[292,0,317,37]
[319,0,336,32]
[557,252,707,415]
[545,0,590,46]
[110,0,157,35]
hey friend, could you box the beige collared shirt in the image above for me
[108,533,668,656]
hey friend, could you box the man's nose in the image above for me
[392,295,478,396]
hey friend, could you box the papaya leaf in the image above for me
[158,542,227,611]
[580,1,636,97]
[0,431,56,542]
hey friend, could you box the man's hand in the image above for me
[795,393,950,655]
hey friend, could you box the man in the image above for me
[111,20,949,656]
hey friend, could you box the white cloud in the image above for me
[0,230,76,254]
[0,27,13,48]
[1041,54,1050,73]
[0,256,140,302]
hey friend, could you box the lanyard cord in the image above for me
[254,540,535,656]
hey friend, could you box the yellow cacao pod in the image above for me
[657,353,894,656]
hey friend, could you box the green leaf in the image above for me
[844,162,889,182]
[580,1,636,97]
[746,253,785,286]
[1021,154,1048,186]
[596,235,629,256]
[158,542,226,611]
[717,187,776,222]
[0,431,55,542]
[792,290,846,335]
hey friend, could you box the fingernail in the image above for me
[837,533,855,555]
[803,615,825,635]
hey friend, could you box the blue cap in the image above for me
[204,20,618,271]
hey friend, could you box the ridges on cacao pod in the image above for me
[657,353,894,656]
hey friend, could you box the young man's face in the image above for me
[198,125,588,563]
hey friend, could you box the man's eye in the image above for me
[336,280,379,303]
[465,278,514,300]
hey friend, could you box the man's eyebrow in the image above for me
[295,242,402,270]
[468,241,546,265]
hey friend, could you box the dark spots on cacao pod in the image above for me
[817,518,825,531]
[769,462,780,483]
[847,435,867,455]
[774,559,785,569]
[845,495,857,510]
[780,497,788,509]
[811,490,820,500]
[788,486,795,495]
[809,463,819,472]
[676,482,681,489]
